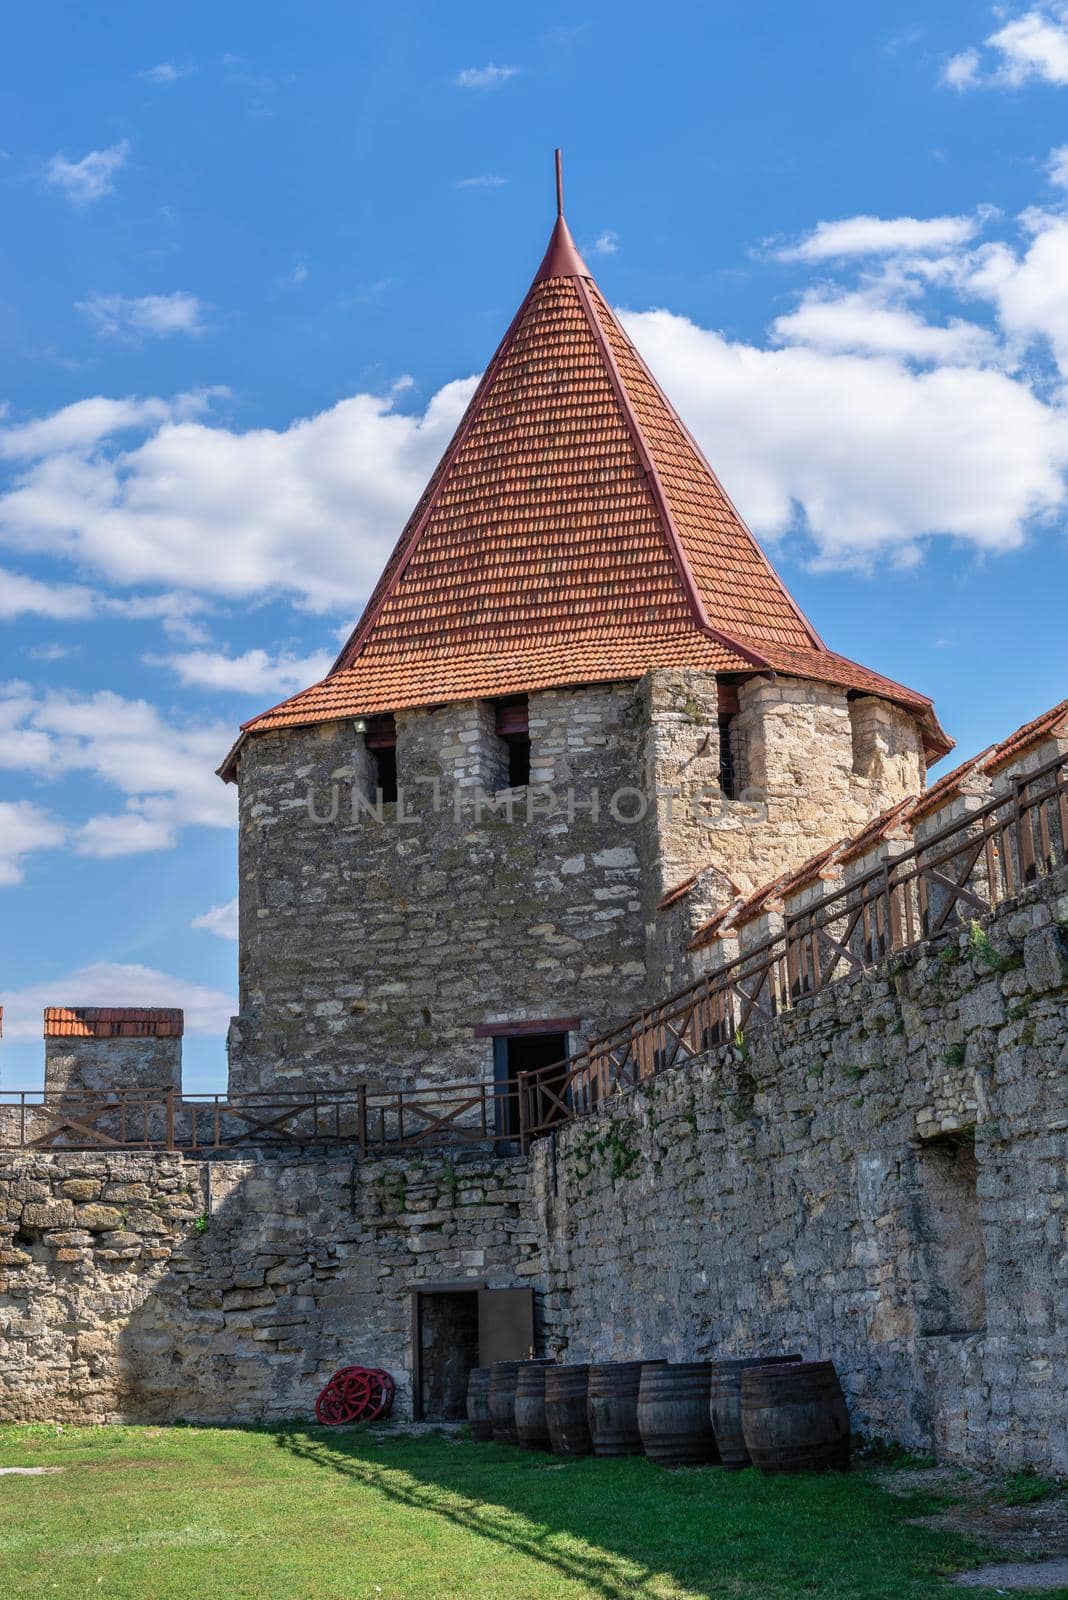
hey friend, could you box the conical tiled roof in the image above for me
[221,173,949,779]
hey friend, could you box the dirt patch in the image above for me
[873,1465,1068,1561]
[954,1557,1068,1590]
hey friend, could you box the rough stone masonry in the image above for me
[1,865,1063,1473]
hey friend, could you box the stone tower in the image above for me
[219,168,950,1115]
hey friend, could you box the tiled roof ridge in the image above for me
[329,278,543,678]
[583,282,826,658]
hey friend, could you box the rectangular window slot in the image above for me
[717,682,740,800]
[495,696,530,789]
[914,1130,987,1337]
[365,714,398,803]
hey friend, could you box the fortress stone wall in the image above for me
[0,1149,537,1424]
[1,864,1063,1471]
[231,668,924,1094]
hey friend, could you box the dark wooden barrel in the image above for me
[587,1360,666,1457]
[489,1360,551,1446]
[637,1361,719,1467]
[466,1367,493,1442]
[515,1363,553,1451]
[708,1354,801,1470]
[741,1361,850,1474]
[545,1365,592,1456]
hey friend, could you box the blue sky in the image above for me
[2,1,1067,1089]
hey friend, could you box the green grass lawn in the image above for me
[0,1422,1046,1600]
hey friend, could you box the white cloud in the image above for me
[779,213,979,261]
[5,185,1068,596]
[0,801,65,886]
[0,684,236,858]
[192,897,238,941]
[621,306,1068,568]
[26,642,80,663]
[0,962,234,1041]
[0,381,474,612]
[454,64,518,88]
[591,230,619,256]
[1048,143,1068,186]
[139,62,194,84]
[0,392,215,461]
[943,48,982,89]
[0,562,209,638]
[963,212,1068,372]
[148,646,333,696]
[771,289,999,365]
[45,140,130,205]
[456,175,506,189]
[77,292,208,340]
[942,5,1068,89]
[0,567,96,620]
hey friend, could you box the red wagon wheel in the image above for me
[315,1365,395,1426]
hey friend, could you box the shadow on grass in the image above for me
[270,1424,987,1600]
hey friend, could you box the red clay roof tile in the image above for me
[220,197,948,779]
[43,1007,184,1039]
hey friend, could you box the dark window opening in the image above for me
[717,682,740,800]
[718,715,736,798]
[366,714,398,803]
[492,1029,569,1146]
[495,696,530,789]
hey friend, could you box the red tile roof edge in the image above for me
[43,1007,184,1039]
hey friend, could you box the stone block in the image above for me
[1024,924,1068,994]
[74,1205,124,1233]
[60,1180,101,1202]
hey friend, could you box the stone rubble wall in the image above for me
[0,872,1063,1467]
[232,683,649,1094]
[0,1149,537,1424]
[43,1034,182,1096]
[232,670,926,1094]
[531,864,1068,1474]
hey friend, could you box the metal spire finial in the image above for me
[555,148,564,218]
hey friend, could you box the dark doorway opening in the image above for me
[492,1030,569,1145]
[411,1285,535,1421]
[415,1291,479,1420]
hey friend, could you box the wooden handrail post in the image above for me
[357,1083,367,1158]
[517,1071,530,1154]
[165,1088,176,1151]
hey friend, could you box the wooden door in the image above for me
[477,1287,535,1365]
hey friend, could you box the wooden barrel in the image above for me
[637,1361,719,1467]
[741,1361,850,1474]
[515,1363,553,1451]
[587,1360,666,1457]
[545,1365,592,1456]
[489,1360,551,1446]
[708,1354,801,1470]
[466,1367,493,1442]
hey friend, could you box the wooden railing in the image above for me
[3,748,1064,1158]
[518,747,1068,1147]
[0,1079,519,1155]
